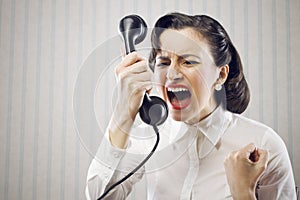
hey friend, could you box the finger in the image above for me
[133,71,153,82]
[121,72,153,90]
[223,150,237,166]
[244,143,256,153]
[241,143,256,158]
[116,52,139,74]
[137,81,153,92]
[116,53,146,75]
[120,44,126,58]
[118,61,150,79]
[252,149,269,180]
[257,149,269,167]
[128,60,149,74]
[128,81,153,97]
[122,52,145,67]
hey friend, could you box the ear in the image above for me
[218,65,229,84]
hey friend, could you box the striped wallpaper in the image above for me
[0,0,299,199]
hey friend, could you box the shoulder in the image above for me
[225,112,287,152]
[229,112,278,138]
[230,112,272,133]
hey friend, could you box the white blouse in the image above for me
[85,105,296,199]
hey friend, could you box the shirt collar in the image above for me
[192,104,232,145]
[168,104,232,158]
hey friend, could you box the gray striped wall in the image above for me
[0,0,299,199]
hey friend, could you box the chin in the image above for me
[169,108,191,122]
[170,113,182,121]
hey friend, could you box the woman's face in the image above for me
[153,28,221,124]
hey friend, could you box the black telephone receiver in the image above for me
[97,15,168,200]
[119,15,168,126]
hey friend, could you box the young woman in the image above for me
[86,13,296,199]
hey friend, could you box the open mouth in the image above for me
[166,85,192,110]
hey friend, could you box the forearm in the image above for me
[108,108,136,149]
[108,123,131,149]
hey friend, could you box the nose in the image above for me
[166,64,183,81]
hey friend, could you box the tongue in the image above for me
[175,91,190,101]
[170,96,191,109]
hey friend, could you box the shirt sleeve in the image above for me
[85,129,146,200]
[256,128,297,200]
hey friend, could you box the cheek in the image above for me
[189,71,212,107]
[154,69,165,84]
[153,69,167,92]
[188,69,213,101]
[193,67,218,90]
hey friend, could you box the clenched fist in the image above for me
[224,143,269,200]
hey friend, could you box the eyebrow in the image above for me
[156,56,169,60]
[156,54,201,60]
[179,54,201,60]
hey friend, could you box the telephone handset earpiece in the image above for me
[119,15,168,126]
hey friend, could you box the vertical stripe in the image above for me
[0,0,3,49]
[104,0,110,127]
[202,0,207,13]
[4,0,16,199]
[243,0,249,79]
[257,0,263,122]
[161,0,166,13]
[272,0,278,131]
[47,0,56,199]
[32,0,43,199]
[105,0,110,39]
[216,0,221,19]
[286,0,293,163]
[230,0,235,40]
[89,0,97,163]
[18,0,29,199]
[188,0,193,13]
[60,0,70,199]
[244,0,249,117]
[120,0,124,16]
[175,0,179,11]
[74,0,83,198]
[92,0,96,46]
[133,0,138,13]
[147,0,152,25]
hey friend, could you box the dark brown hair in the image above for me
[148,12,250,114]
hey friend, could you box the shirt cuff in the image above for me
[87,129,127,182]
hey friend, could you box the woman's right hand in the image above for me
[108,52,153,149]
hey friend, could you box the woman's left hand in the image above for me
[224,143,269,200]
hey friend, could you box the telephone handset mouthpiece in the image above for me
[119,14,168,126]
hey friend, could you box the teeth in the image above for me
[167,87,189,92]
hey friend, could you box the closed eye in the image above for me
[183,60,200,65]
[156,56,171,68]
[156,62,169,67]
[156,59,171,67]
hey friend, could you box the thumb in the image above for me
[252,149,269,181]
[242,143,257,157]
[257,149,269,168]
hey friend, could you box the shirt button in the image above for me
[113,152,120,158]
